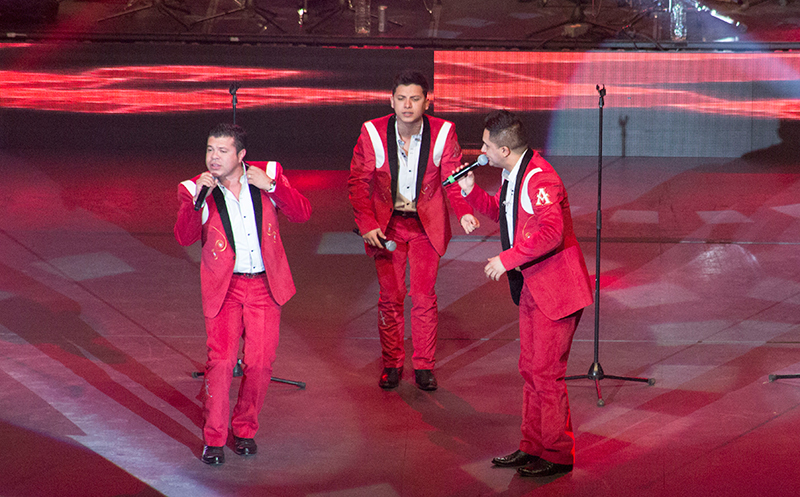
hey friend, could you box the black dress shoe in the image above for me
[414,369,438,391]
[379,367,402,389]
[202,445,225,465]
[233,436,257,456]
[492,449,539,467]
[517,459,573,477]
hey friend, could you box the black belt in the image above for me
[392,211,419,219]
[233,271,266,278]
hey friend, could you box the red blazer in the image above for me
[465,150,593,321]
[348,114,473,257]
[174,161,311,318]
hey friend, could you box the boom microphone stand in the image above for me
[769,372,800,382]
[191,82,305,390]
[564,84,654,407]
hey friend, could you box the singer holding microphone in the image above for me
[348,70,478,391]
[449,110,592,477]
[175,123,311,465]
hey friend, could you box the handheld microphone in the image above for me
[194,185,210,211]
[380,238,397,252]
[442,154,488,187]
[352,228,396,252]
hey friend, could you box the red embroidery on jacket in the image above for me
[211,227,227,260]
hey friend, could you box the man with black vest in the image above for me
[348,70,478,391]
[453,110,593,477]
[175,123,311,465]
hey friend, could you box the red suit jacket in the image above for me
[348,114,473,256]
[465,150,593,320]
[174,161,311,318]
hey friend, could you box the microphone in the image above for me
[442,154,488,187]
[194,185,209,211]
[380,238,397,252]
[352,228,396,252]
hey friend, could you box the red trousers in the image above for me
[374,214,440,370]
[202,274,280,447]
[518,284,582,465]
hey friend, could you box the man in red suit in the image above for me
[454,110,593,477]
[348,70,478,391]
[175,124,311,465]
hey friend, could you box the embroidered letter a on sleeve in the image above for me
[535,187,553,206]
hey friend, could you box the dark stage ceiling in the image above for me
[1,0,799,50]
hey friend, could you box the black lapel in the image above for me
[386,115,399,203]
[505,149,533,306]
[512,148,534,235]
[415,115,431,198]
[245,163,264,246]
[211,187,235,254]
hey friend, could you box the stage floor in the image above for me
[1,150,800,497]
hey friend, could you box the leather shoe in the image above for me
[201,445,225,465]
[517,459,573,477]
[379,367,402,389]
[233,436,257,456]
[414,369,438,391]
[491,449,539,467]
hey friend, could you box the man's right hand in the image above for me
[194,172,218,205]
[362,228,387,248]
[456,170,475,196]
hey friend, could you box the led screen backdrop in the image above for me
[0,43,432,163]
[0,43,798,161]
[434,51,800,158]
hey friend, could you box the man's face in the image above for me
[206,135,245,182]
[390,84,429,127]
[480,129,508,170]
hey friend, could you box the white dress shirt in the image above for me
[394,119,424,211]
[218,165,266,274]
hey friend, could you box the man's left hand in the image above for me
[247,166,276,191]
[460,214,480,234]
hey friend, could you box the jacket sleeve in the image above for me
[174,181,202,246]
[439,125,474,220]
[347,124,380,235]
[463,183,501,224]
[498,178,566,271]
[267,162,311,223]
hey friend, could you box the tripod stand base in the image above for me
[564,362,655,407]
[769,373,800,382]
[192,359,306,389]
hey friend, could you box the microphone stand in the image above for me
[564,85,654,407]
[191,82,306,390]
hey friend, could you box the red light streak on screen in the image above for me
[434,51,800,120]
[0,66,387,113]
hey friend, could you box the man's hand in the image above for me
[460,213,480,234]
[456,170,475,196]
[194,172,218,205]
[362,228,387,248]
[247,166,276,191]
[484,256,507,281]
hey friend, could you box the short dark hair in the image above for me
[208,123,247,152]
[484,110,528,152]
[392,70,429,97]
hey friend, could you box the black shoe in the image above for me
[491,449,539,468]
[414,369,438,391]
[233,436,257,456]
[202,445,225,465]
[517,459,573,477]
[379,367,402,389]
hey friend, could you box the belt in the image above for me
[233,271,266,278]
[392,211,419,219]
